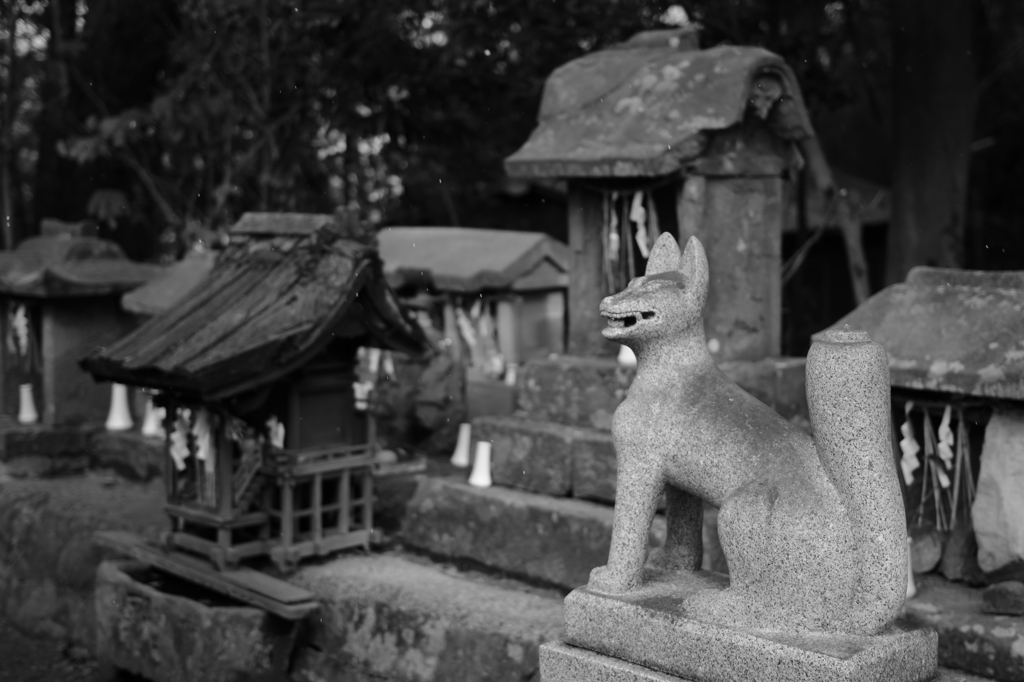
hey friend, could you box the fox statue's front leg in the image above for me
[588,453,664,594]
[647,485,703,572]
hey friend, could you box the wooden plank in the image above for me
[290,456,375,477]
[165,503,267,528]
[93,531,319,620]
[312,473,323,544]
[836,198,871,305]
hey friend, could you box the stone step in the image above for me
[289,551,565,682]
[399,475,668,591]
[516,354,809,431]
[473,416,615,502]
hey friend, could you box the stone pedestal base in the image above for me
[541,641,972,682]
[561,569,938,682]
[542,641,691,681]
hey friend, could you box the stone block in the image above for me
[2,425,95,478]
[0,474,167,652]
[940,525,986,585]
[3,425,95,459]
[570,427,617,502]
[474,416,575,496]
[905,574,1024,681]
[467,377,517,419]
[723,356,808,425]
[5,454,89,478]
[982,581,1024,616]
[88,430,164,482]
[516,356,808,431]
[517,356,634,430]
[471,416,618,502]
[540,641,982,682]
[972,408,1024,573]
[95,561,297,682]
[564,570,937,682]
[400,476,665,590]
[290,552,564,682]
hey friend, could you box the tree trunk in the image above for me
[1,0,19,249]
[888,0,977,284]
[32,0,83,235]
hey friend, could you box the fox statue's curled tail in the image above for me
[588,232,907,635]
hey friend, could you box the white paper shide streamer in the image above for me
[898,401,921,485]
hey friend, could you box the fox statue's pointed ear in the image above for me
[680,236,709,293]
[645,233,682,276]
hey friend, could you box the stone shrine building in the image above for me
[0,230,162,426]
[820,267,1024,577]
[505,26,832,361]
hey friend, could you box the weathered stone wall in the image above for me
[516,355,809,431]
[0,474,167,649]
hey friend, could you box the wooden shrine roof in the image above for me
[504,29,816,179]
[0,235,165,298]
[377,227,570,293]
[814,268,1024,402]
[82,213,428,400]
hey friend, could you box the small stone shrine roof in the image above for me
[814,267,1024,401]
[82,212,428,400]
[0,235,164,298]
[377,227,570,293]
[121,250,217,316]
[504,28,816,179]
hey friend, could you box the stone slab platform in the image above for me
[541,641,988,682]
[290,552,566,682]
[400,475,666,590]
[474,415,616,501]
[564,570,937,682]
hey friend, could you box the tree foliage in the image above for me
[2,0,1023,270]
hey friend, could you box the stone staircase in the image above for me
[289,354,810,680]
[400,355,809,588]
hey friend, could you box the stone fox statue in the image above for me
[589,233,907,635]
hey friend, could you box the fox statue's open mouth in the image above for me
[602,309,657,337]
[604,310,656,328]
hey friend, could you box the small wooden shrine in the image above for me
[82,212,428,572]
[378,226,570,367]
[0,223,163,425]
[505,27,831,361]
